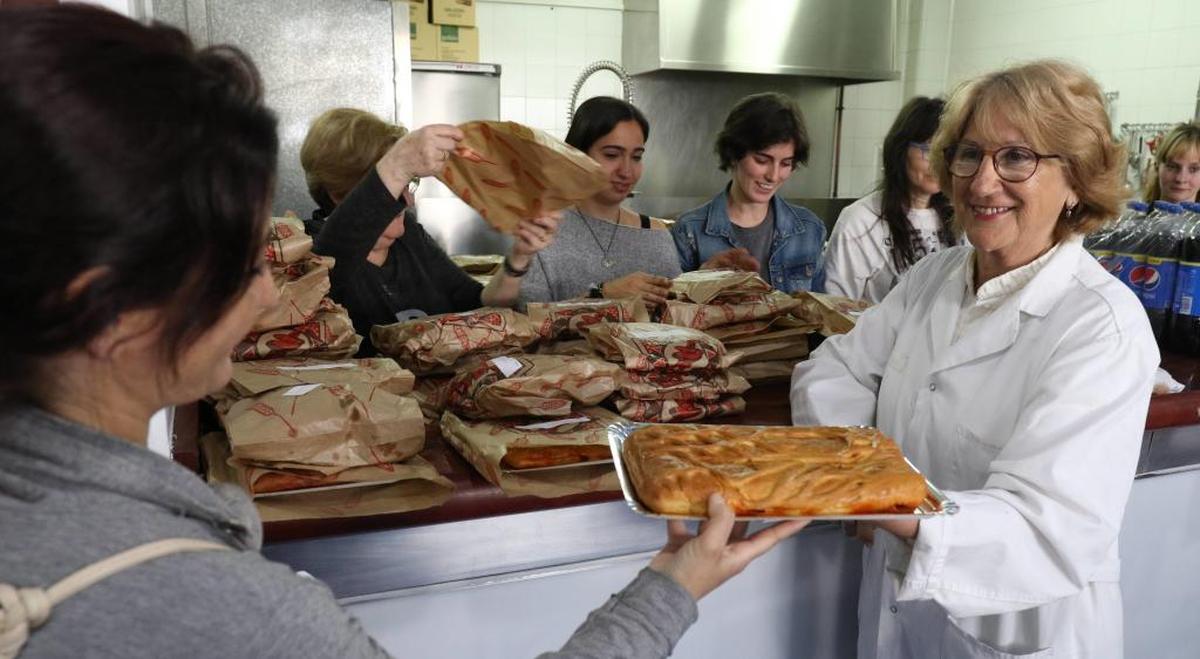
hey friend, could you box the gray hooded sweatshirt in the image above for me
[0,403,697,658]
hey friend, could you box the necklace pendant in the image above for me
[602,257,615,268]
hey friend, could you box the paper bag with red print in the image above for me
[440,408,621,497]
[526,297,649,341]
[263,216,313,266]
[660,290,801,330]
[437,121,608,234]
[218,381,425,467]
[618,369,750,402]
[251,254,334,332]
[233,298,361,362]
[211,357,415,414]
[201,433,453,522]
[445,354,620,419]
[585,322,733,372]
[370,307,538,374]
[670,269,771,305]
[792,291,872,335]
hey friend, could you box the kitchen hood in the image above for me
[623,0,898,81]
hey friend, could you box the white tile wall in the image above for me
[478,1,625,140]
[837,0,1200,198]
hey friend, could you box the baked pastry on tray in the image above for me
[622,425,927,516]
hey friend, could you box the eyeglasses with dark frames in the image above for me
[943,143,1061,183]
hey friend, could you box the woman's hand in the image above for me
[375,124,464,198]
[701,247,761,273]
[844,519,920,546]
[508,212,562,271]
[649,493,809,601]
[603,272,672,305]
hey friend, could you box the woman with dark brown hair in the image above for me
[824,97,957,303]
[0,6,805,657]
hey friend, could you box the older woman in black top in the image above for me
[301,108,561,355]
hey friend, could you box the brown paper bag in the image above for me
[670,269,771,304]
[219,382,424,467]
[586,322,732,372]
[792,291,871,335]
[264,216,313,266]
[212,357,415,413]
[371,307,538,374]
[450,253,505,275]
[705,315,819,342]
[252,254,333,332]
[614,395,746,423]
[445,354,620,419]
[233,299,361,362]
[526,297,650,340]
[437,121,607,234]
[201,433,453,522]
[618,369,751,402]
[440,408,621,498]
[661,290,801,330]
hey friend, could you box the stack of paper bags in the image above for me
[586,322,747,422]
[202,357,451,521]
[233,217,360,361]
[663,270,814,384]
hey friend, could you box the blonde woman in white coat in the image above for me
[791,60,1157,658]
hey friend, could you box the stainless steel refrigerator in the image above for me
[409,61,508,256]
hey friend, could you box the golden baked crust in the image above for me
[501,444,614,470]
[622,425,927,516]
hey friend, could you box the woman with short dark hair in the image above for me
[824,97,957,303]
[0,7,805,657]
[671,92,827,292]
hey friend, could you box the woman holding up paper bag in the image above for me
[301,109,560,356]
[0,6,806,657]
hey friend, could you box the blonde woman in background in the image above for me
[300,108,560,355]
[1142,121,1200,204]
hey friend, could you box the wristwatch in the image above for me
[587,282,605,298]
[502,255,529,277]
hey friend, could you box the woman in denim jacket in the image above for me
[671,93,827,293]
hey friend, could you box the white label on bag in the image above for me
[489,356,524,378]
[277,363,356,371]
[282,384,323,397]
[515,415,590,431]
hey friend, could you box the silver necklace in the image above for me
[578,209,620,269]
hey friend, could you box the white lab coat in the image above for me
[791,239,1157,658]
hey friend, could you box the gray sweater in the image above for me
[0,403,697,658]
[521,209,683,303]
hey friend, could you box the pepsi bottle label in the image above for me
[1173,262,1200,315]
[1137,257,1178,310]
[1112,252,1145,294]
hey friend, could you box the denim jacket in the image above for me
[670,188,827,293]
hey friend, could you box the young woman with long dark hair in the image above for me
[824,97,957,303]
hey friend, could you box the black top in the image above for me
[313,168,484,356]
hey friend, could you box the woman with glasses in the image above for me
[791,60,1156,658]
[671,93,827,293]
[1142,121,1200,204]
[824,97,957,303]
[301,108,560,356]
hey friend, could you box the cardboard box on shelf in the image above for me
[430,0,475,27]
[410,17,438,61]
[408,0,425,24]
[436,24,478,63]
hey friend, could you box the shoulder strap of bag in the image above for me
[639,213,652,229]
[0,538,230,659]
